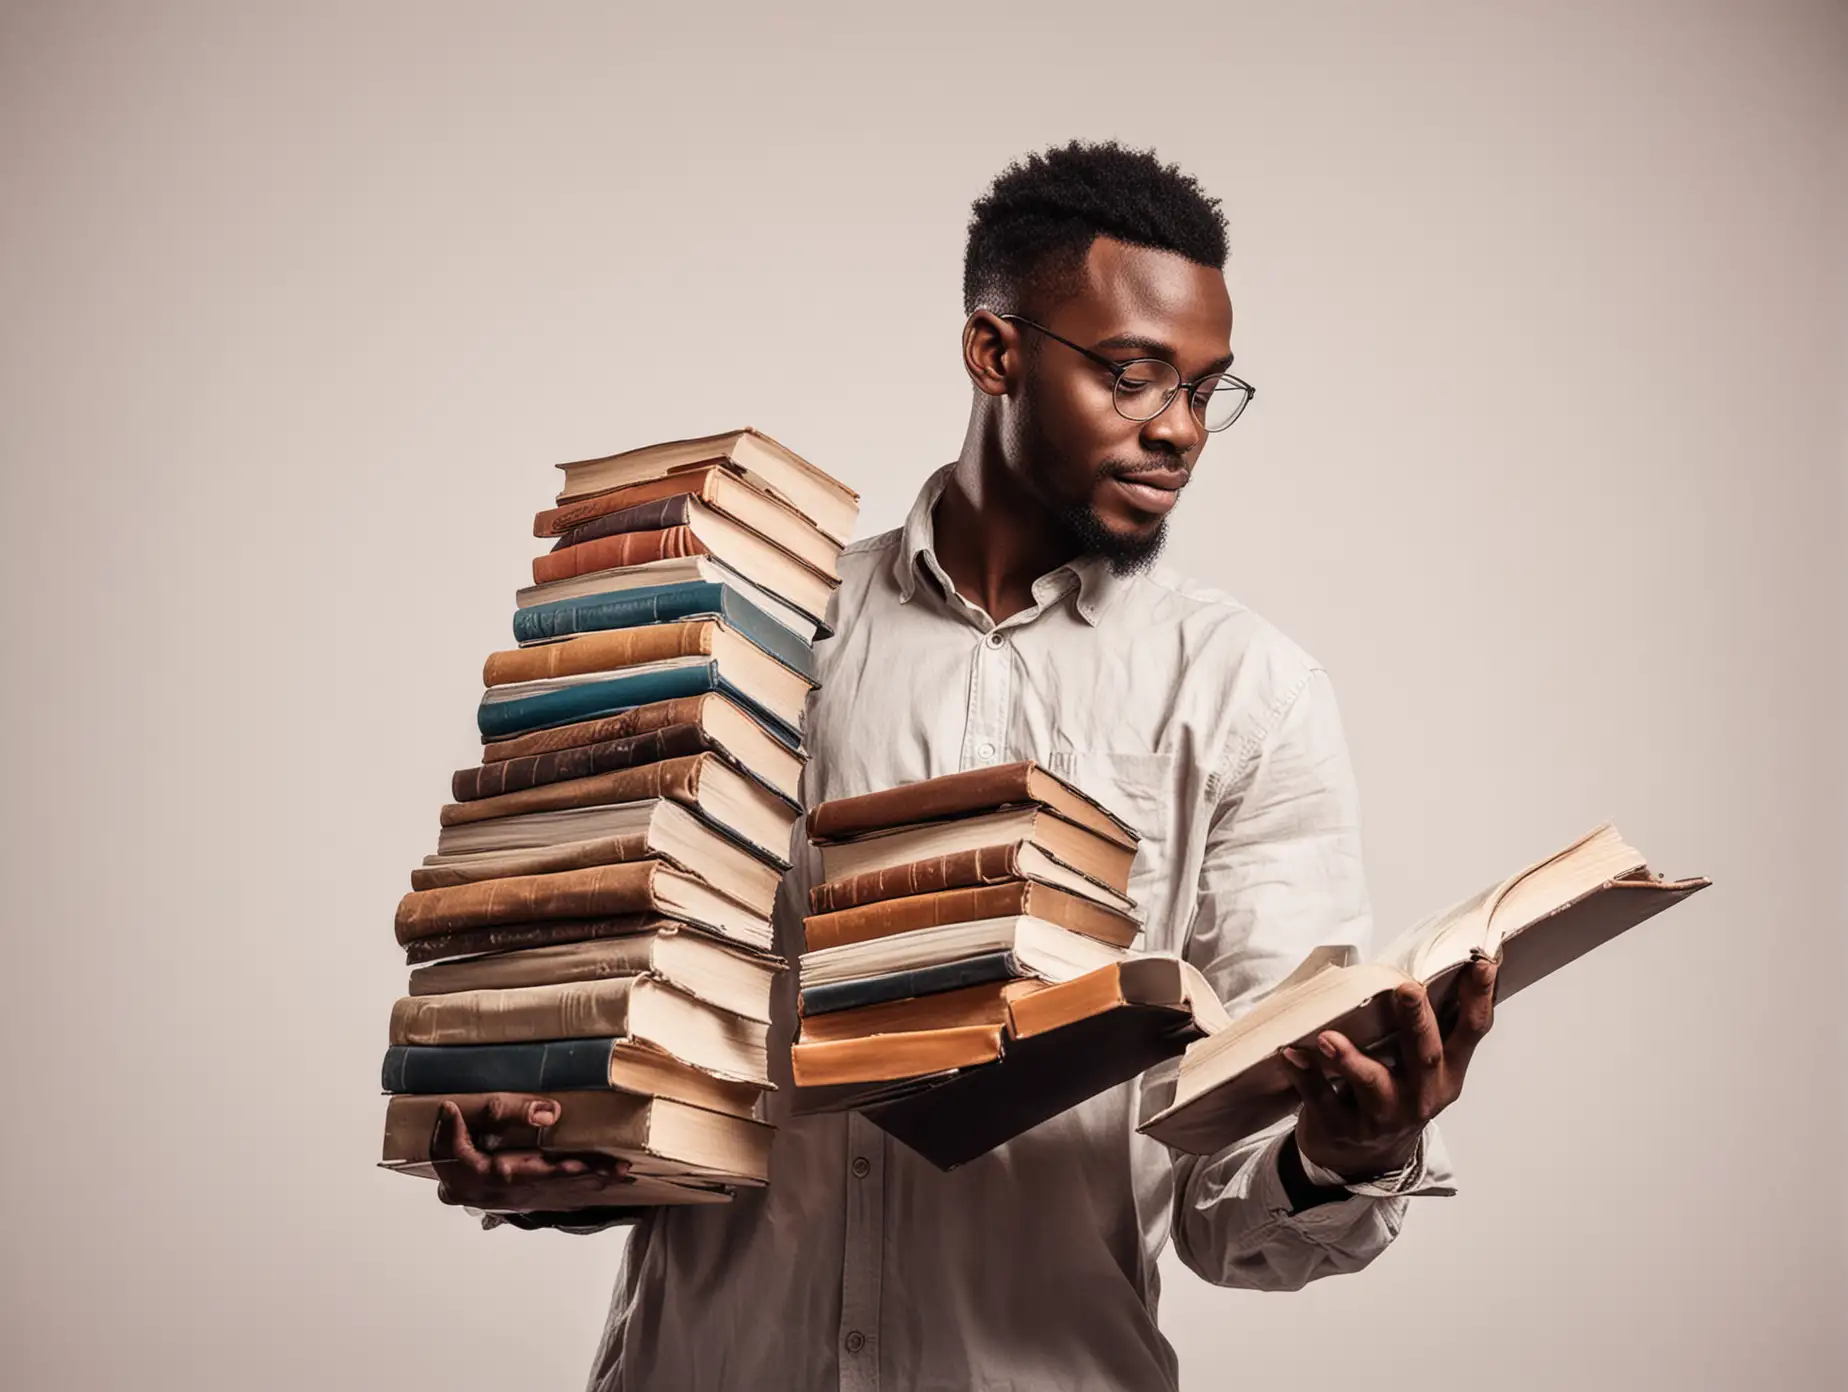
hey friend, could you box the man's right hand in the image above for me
[429,1094,635,1213]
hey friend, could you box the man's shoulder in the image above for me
[1127,563,1325,684]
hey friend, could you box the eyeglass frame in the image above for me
[998,313,1256,432]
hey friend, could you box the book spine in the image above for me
[481,622,713,688]
[550,495,691,549]
[403,915,663,966]
[807,845,1025,914]
[395,863,661,944]
[809,765,1033,841]
[532,526,705,585]
[409,831,658,890]
[453,725,712,801]
[802,883,1031,952]
[381,1038,620,1093]
[799,951,1019,1016]
[511,582,720,646]
[475,664,723,740]
[438,756,701,828]
[531,469,718,538]
[481,696,713,762]
[388,978,636,1047]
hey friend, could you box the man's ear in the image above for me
[962,310,1016,398]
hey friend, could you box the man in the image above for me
[433,141,1498,1391]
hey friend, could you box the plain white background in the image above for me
[1,2,1842,1387]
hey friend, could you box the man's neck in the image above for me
[932,425,1081,624]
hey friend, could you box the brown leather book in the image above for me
[484,696,713,761]
[803,880,1140,953]
[808,842,1135,916]
[483,620,803,688]
[404,914,661,965]
[817,807,1135,898]
[808,762,1139,848]
[477,693,804,805]
[532,466,842,579]
[549,494,690,548]
[533,525,703,585]
[439,756,696,828]
[406,929,780,1025]
[389,977,769,1084]
[790,1024,1006,1088]
[416,830,658,890]
[394,859,767,949]
[432,753,798,867]
[795,979,1044,1044]
[453,724,712,801]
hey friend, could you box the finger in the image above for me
[487,1150,588,1185]
[1279,1047,1337,1111]
[431,1101,489,1174]
[1317,1031,1396,1122]
[480,1092,562,1134]
[1444,956,1498,1078]
[1392,983,1446,1121]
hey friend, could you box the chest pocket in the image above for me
[1042,750,1177,950]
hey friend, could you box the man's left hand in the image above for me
[1278,955,1497,1182]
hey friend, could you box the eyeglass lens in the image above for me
[1112,360,1251,431]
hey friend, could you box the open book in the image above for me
[1141,822,1709,1155]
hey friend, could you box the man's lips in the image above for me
[1108,470,1188,515]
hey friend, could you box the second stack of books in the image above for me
[380,429,858,1206]
[790,763,1228,1168]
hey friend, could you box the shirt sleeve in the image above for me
[1163,665,1455,1291]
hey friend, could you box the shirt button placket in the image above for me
[966,629,1011,772]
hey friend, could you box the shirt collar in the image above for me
[892,463,1127,627]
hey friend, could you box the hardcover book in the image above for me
[534,466,843,578]
[1141,823,1710,1155]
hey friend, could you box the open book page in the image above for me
[1173,958,1232,1034]
[1380,823,1647,983]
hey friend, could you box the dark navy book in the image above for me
[799,952,1020,1017]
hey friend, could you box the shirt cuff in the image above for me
[1294,1127,1457,1200]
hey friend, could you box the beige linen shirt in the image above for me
[578,465,1452,1391]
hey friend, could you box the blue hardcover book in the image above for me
[513,581,817,682]
[477,662,802,749]
[381,1039,625,1094]
[799,952,1020,1017]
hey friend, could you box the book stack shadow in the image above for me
[789,763,1228,1170]
[380,430,858,1208]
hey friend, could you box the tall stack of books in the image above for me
[789,764,1228,1169]
[380,429,858,1208]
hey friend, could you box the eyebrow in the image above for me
[1092,332,1237,373]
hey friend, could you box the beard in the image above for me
[1049,488,1168,577]
[1017,391,1175,578]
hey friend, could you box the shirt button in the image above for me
[986,632,1006,648]
[975,742,996,762]
[844,1330,866,1354]
[851,1156,871,1178]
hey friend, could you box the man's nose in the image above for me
[1139,387,1204,457]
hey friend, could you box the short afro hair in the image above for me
[963,141,1228,315]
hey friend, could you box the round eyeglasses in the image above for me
[1001,314,1255,432]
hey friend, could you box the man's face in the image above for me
[1006,237,1235,572]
